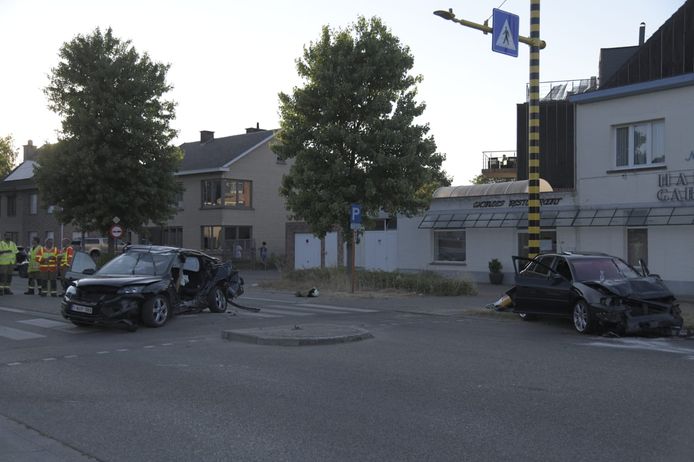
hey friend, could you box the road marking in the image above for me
[299,303,377,313]
[18,318,71,329]
[260,306,313,316]
[0,306,26,314]
[7,362,22,366]
[42,357,57,361]
[585,338,694,357]
[0,325,46,340]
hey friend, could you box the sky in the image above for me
[0,0,685,185]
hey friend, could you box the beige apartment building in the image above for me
[143,127,292,263]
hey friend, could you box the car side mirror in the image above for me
[82,268,96,275]
[550,274,565,285]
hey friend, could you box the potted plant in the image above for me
[488,258,504,284]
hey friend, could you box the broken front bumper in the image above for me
[592,303,683,334]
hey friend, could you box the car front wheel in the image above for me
[142,295,169,327]
[208,287,227,313]
[572,300,593,334]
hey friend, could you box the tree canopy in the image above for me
[35,27,182,234]
[0,135,18,179]
[273,16,450,239]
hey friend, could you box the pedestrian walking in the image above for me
[259,241,268,270]
[36,237,59,297]
[0,233,18,295]
[24,236,43,295]
[58,238,74,296]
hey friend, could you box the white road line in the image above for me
[234,311,279,318]
[260,306,314,316]
[0,325,46,340]
[298,303,377,313]
[0,306,26,314]
[18,318,71,329]
[243,296,300,304]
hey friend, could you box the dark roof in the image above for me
[601,0,694,89]
[178,130,276,174]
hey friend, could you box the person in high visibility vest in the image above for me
[58,238,74,296]
[36,237,59,297]
[0,232,18,295]
[24,236,43,295]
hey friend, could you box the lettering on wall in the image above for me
[657,171,694,201]
[686,151,694,161]
[472,197,563,208]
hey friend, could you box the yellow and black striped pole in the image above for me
[433,4,546,257]
[527,0,541,258]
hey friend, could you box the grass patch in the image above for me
[265,268,477,296]
[681,309,694,330]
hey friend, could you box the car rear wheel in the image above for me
[572,300,593,334]
[208,287,227,313]
[141,295,169,327]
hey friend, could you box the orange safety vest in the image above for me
[36,246,59,272]
[59,245,74,268]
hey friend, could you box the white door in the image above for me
[294,233,321,269]
[324,232,338,267]
[364,231,398,271]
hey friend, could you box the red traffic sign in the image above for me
[109,224,124,239]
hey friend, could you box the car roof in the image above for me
[537,251,614,259]
[123,244,210,257]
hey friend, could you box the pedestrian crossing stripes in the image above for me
[0,299,378,340]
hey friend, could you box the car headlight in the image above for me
[65,285,77,300]
[117,285,145,294]
[600,296,622,307]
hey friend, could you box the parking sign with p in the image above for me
[350,204,361,230]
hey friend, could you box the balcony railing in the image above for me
[526,77,598,102]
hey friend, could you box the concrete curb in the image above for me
[221,324,373,346]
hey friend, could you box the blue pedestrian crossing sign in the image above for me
[350,204,362,229]
[492,8,519,57]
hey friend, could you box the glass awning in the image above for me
[419,206,694,229]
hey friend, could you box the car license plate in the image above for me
[71,304,93,314]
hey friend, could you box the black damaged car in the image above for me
[508,251,683,335]
[61,245,244,330]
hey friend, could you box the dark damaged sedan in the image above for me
[508,251,683,335]
[61,245,244,330]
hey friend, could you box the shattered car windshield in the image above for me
[571,257,640,282]
[97,251,175,276]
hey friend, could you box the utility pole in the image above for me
[434,2,546,258]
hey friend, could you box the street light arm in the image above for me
[433,9,546,49]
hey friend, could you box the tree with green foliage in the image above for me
[0,135,18,179]
[470,174,509,184]
[34,28,182,236]
[273,16,450,244]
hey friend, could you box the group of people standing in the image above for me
[0,234,74,297]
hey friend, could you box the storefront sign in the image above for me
[657,171,694,202]
[472,197,563,208]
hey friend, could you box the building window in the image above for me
[434,230,466,262]
[201,225,222,250]
[7,195,17,217]
[162,227,183,247]
[615,120,664,168]
[29,193,38,215]
[28,231,38,246]
[201,179,252,209]
[175,183,184,210]
[627,228,648,267]
[517,230,557,258]
[45,231,54,241]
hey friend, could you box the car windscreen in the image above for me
[571,258,640,282]
[97,251,175,276]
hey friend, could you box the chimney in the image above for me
[245,122,263,134]
[200,130,214,143]
[639,22,646,46]
[23,140,38,161]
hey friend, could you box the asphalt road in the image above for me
[1,284,694,462]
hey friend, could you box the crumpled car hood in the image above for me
[582,277,673,300]
[75,276,164,288]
